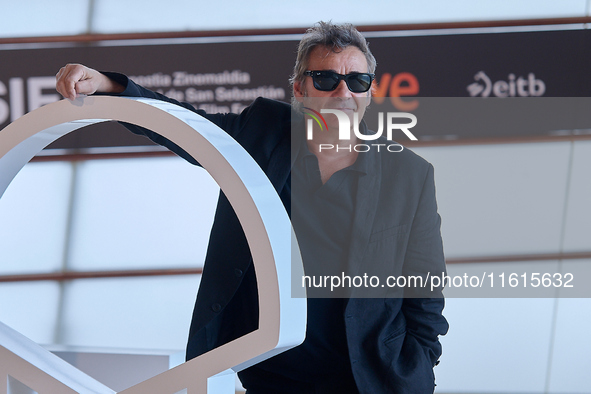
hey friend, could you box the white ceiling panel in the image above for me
[0,0,91,38]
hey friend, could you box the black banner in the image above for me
[0,28,589,149]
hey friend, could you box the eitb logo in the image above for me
[303,107,418,152]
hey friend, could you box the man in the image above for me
[56,21,448,393]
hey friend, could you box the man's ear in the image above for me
[293,80,305,101]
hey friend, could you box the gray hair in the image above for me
[290,21,377,107]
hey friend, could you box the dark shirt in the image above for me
[239,135,366,393]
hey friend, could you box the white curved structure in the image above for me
[0,96,306,394]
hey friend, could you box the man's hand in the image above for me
[55,64,124,100]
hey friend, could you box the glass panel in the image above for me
[0,162,72,274]
[0,281,61,345]
[548,269,591,393]
[562,141,591,252]
[92,0,587,33]
[435,295,554,392]
[414,142,571,258]
[69,157,219,270]
[59,275,200,350]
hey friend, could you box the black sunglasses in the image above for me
[304,70,375,93]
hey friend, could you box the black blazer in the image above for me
[106,72,449,393]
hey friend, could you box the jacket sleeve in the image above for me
[400,164,449,367]
[99,71,239,166]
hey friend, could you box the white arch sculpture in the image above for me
[0,96,306,394]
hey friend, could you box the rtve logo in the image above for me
[372,72,420,111]
[467,71,546,98]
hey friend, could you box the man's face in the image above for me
[294,45,371,132]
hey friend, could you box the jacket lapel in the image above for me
[265,109,303,193]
